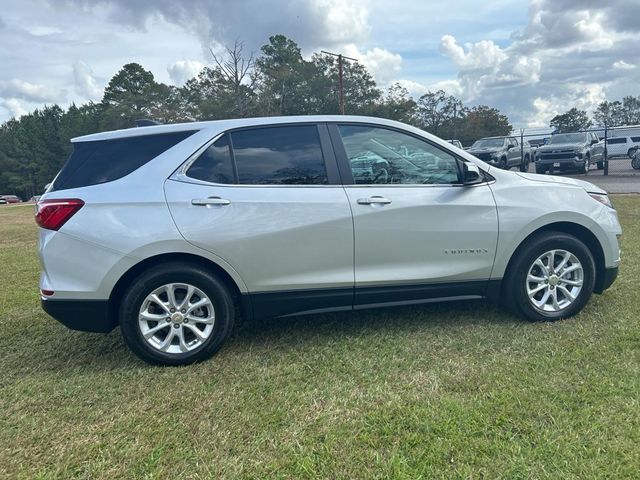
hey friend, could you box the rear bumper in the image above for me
[594,266,619,294]
[41,297,117,333]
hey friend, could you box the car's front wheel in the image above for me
[119,263,234,365]
[503,232,596,321]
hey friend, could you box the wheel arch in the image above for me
[108,252,251,326]
[501,221,606,295]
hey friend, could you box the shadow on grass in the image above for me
[8,298,518,374]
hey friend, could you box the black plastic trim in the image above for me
[594,266,618,294]
[246,279,493,320]
[41,298,117,333]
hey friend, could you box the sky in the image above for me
[1,0,639,128]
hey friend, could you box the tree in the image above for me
[208,40,257,117]
[413,90,466,138]
[254,35,316,115]
[367,83,416,123]
[594,100,623,127]
[309,53,381,114]
[550,107,592,133]
[100,63,173,129]
[457,105,512,146]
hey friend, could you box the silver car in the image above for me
[37,116,622,365]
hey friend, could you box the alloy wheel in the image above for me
[138,283,215,354]
[526,249,584,313]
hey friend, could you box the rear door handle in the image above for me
[357,196,392,205]
[191,197,231,206]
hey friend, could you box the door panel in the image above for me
[344,185,498,286]
[332,123,499,297]
[165,124,354,295]
[165,181,354,292]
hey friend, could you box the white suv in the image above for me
[37,116,622,365]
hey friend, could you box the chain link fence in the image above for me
[511,125,640,176]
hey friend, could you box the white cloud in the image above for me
[167,59,205,86]
[440,35,507,70]
[0,79,63,102]
[0,98,28,119]
[342,46,402,85]
[613,60,635,70]
[72,61,103,100]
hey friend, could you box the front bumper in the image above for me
[536,157,585,170]
[594,266,619,294]
[41,297,117,333]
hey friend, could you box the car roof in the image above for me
[71,115,412,143]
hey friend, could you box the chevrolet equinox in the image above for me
[37,116,622,365]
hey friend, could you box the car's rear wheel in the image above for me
[597,160,604,170]
[119,263,234,365]
[503,232,596,321]
[499,156,508,169]
[520,154,530,172]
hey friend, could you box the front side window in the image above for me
[231,125,328,185]
[338,125,460,185]
[186,134,235,184]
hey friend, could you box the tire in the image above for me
[520,155,530,172]
[119,262,235,366]
[597,161,604,170]
[499,156,508,169]
[582,154,590,174]
[503,232,596,322]
[632,155,640,170]
[535,165,547,174]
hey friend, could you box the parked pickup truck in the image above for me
[467,136,531,171]
[535,132,604,174]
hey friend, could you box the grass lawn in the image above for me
[1,198,639,479]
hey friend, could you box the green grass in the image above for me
[1,199,639,479]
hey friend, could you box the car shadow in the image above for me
[6,298,521,375]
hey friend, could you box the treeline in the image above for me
[1,34,515,199]
[549,97,640,133]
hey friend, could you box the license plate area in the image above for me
[553,162,560,167]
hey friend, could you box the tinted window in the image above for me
[631,136,640,142]
[607,137,626,144]
[231,126,327,185]
[52,130,197,191]
[186,135,235,184]
[338,125,460,185]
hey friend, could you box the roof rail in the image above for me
[135,119,162,127]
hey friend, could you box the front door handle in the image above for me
[191,197,231,206]
[357,196,392,205]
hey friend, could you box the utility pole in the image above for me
[321,51,358,115]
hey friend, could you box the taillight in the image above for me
[35,198,85,231]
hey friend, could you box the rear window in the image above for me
[187,134,235,184]
[230,125,328,185]
[52,130,197,191]
[606,137,626,145]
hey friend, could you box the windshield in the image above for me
[549,133,587,144]
[471,138,504,148]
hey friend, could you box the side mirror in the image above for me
[463,162,482,185]
[591,139,598,145]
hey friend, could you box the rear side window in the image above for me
[231,125,328,185]
[187,135,235,184]
[631,136,640,142]
[606,137,626,145]
[52,130,197,191]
